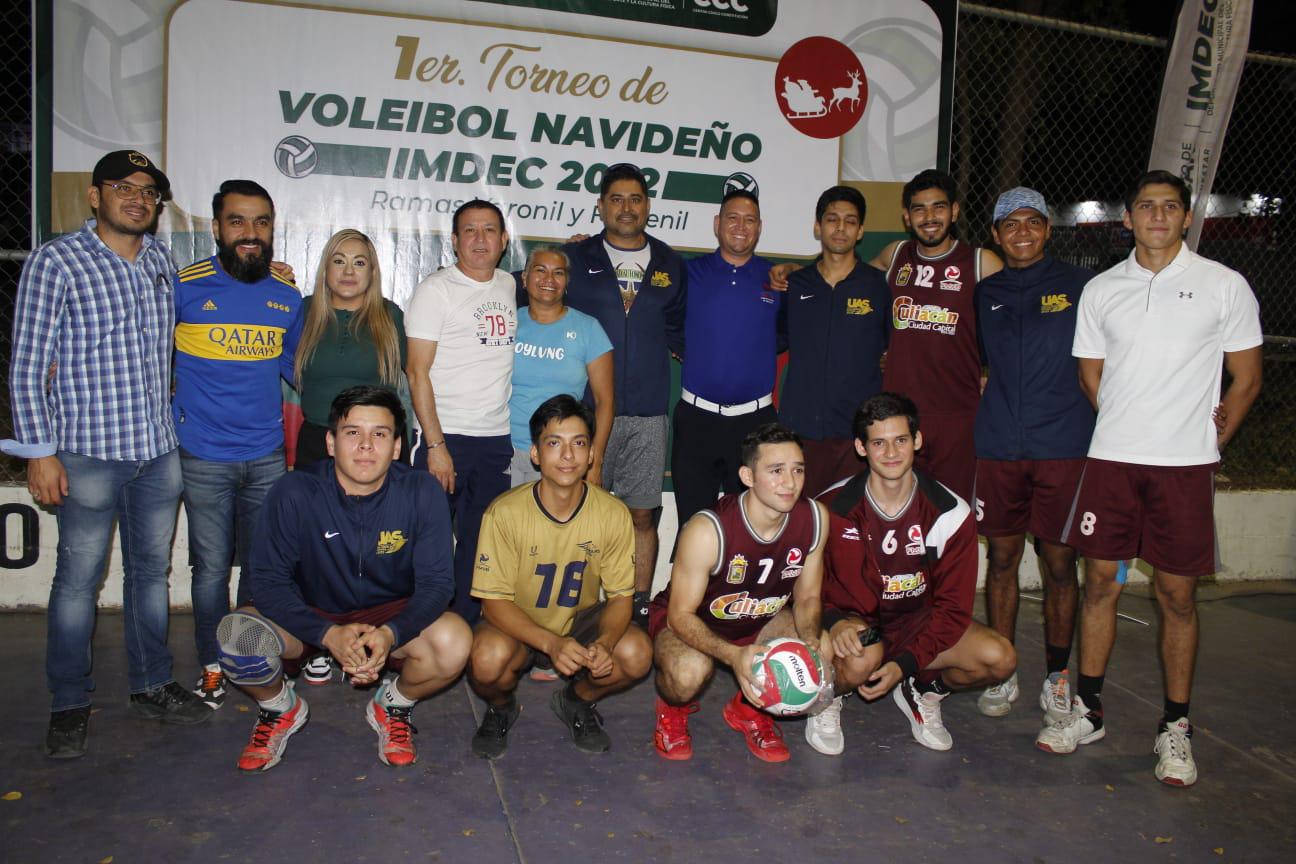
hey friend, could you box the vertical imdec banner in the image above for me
[1149,0,1253,249]
[46,0,956,302]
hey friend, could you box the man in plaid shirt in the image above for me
[4,150,210,759]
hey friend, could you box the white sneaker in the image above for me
[1035,696,1105,754]
[893,678,953,751]
[1153,718,1197,787]
[976,672,1019,717]
[1039,671,1072,723]
[805,696,845,756]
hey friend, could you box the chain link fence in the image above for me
[953,4,1295,488]
[0,2,33,484]
[0,4,1292,486]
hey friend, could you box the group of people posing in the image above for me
[6,150,1261,790]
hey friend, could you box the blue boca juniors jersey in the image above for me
[172,256,301,461]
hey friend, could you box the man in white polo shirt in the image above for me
[406,199,518,624]
[1035,170,1262,788]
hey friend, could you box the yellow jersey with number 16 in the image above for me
[471,482,635,635]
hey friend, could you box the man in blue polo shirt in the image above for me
[671,190,782,532]
[971,186,1095,724]
[173,179,301,710]
[780,186,891,498]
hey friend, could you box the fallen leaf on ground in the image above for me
[895,817,909,825]
[1155,837,1173,844]
[1105,785,1115,792]
[2,792,21,801]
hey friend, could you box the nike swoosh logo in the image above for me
[799,294,815,300]
[991,304,1005,310]
[588,268,604,274]
[324,531,340,539]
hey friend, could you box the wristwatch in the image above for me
[857,626,881,648]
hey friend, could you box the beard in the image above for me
[217,238,273,283]
[914,224,952,248]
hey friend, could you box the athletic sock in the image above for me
[916,673,951,696]
[1044,643,1072,675]
[257,682,296,715]
[379,680,417,709]
[1077,674,1104,715]
[1161,699,1190,726]
[204,662,221,673]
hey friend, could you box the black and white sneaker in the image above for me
[193,667,227,709]
[303,655,333,685]
[129,681,212,725]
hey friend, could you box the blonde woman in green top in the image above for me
[291,229,407,466]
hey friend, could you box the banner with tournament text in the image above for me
[45,0,957,301]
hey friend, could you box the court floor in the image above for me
[2,587,1293,863]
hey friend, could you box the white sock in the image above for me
[204,663,220,673]
[257,683,296,714]
[379,680,417,709]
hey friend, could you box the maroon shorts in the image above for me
[975,458,1086,543]
[915,411,976,502]
[284,597,411,675]
[1063,458,1219,578]
[801,437,862,500]
[647,595,761,647]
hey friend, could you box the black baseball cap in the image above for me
[92,150,171,199]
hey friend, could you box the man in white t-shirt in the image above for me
[1035,170,1262,789]
[406,199,518,623]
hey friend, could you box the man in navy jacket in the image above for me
[971,187,1094,724]
[561,164,687,623]
[217,386,471,772]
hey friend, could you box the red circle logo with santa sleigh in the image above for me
[774,37,868,139]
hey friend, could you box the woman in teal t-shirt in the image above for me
[291,229,407,466]
[510,245,614,485]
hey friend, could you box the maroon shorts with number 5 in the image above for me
[975,457,1086,543]
[1063,458,1219,578]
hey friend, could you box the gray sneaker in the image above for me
[976,672,1019,717]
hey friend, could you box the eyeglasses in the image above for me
[102,181,163,204]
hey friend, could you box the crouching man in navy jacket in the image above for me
[216,385,471,773]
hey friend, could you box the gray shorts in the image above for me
[510,446,540,486]
[601,414,667,510]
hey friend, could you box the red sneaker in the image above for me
[722,691,790,763]
[367,699,418,767]
[654,697,699,761]
[237,696,309,773]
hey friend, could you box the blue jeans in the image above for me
[412,432,511,625]
[180,448,285,666]
[48,449,183,711]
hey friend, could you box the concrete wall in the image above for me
[1,487,1292,608]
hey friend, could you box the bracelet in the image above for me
[426,439,447,449]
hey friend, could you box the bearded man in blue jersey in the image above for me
[172,179,302,711]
